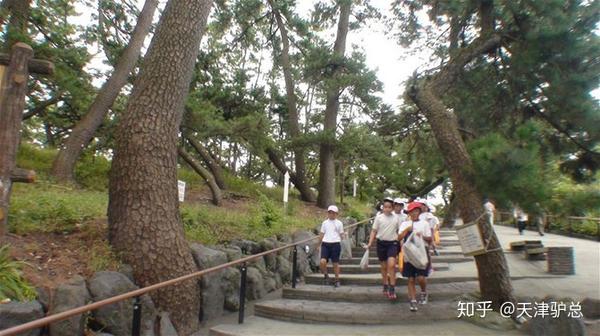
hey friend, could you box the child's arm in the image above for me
[366,229,376,249]
[398,225,412,240]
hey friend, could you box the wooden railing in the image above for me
[0,217,373,336]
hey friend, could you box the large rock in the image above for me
[230,239,262,255]
[216,246,243,262]
[260,238,279,271]
[526,314,586,336]
[35,287,50,313]
[249,256,267,274]
[190,244,228,321]
[276,255,291,284]
[87,271,156,336]
[245,267,266,300]
[49,276,91,336]
[292,231,318,276]
[262,272,277,293]
[0,300,44,336]
[581,298,599,319]
[221,267,240,311]
[277,235,292,260]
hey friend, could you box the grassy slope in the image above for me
[5,144,370,291]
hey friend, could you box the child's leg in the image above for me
[417,275,427,292]
[333,262,341,280]
[387,257,396,287]
[319,258,328,275]
[407,277,416,300]
[379,261,388,285]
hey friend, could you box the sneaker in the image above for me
[333,280,341,288]
[419,292,428,305]
[433,249,440,256]
[382,284,389,296]
[388,287,397,300]
[410,300,418,312]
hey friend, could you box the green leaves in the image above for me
[0,245,36,302]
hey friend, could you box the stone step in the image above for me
[304,272,480,286]
[209,316,520,336]
[327,263,450,274]
[350,249,465,258]
[340,255,473,265]
[254,299,458,324]
[304,272,563,287]
[282,282,479,303]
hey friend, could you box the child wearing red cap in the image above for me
[398,202,432,312]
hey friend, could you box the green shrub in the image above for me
[16,143,56,177]
[0,245,36,301]
[74,153,111,190]
[257,193,282,228]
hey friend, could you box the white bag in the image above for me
[359,249,369,270]
[340,238,353,259]
[402,232,428,270]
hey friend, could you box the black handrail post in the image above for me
[238,262,247,324]
[131,296,141,336]
[291,245,298,289]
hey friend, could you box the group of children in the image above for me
[317,198,441,312]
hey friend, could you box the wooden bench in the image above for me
[524,246,547,260]
[510,240,542,251]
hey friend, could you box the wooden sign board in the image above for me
[456,221,486,256]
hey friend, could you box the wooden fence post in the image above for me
[0,43,33,236]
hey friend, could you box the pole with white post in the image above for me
[283,171,289,214]
[352,178,357,198]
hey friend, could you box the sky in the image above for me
[72,0,428,109]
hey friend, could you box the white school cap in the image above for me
[327,205,339,213]
[393,198,405,205]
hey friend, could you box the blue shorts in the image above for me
[376,240,399,262]
[401,246,431,278]
[320,242,341,263]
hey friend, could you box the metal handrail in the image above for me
[0,216,373,336]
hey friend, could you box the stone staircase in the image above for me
[209,229,494,335]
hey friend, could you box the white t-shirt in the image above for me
[419,212,440,230]
[320,219,344,243]
[394,212,408,223]
[399,219,432,240]
[372,213,400,241]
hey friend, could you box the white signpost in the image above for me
[456,221,486,256]
[352,178,357,197]
[283,172,289,213]
[177,180,186,203]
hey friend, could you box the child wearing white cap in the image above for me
[317,205,344,287]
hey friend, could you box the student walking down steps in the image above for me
[366,198,401,300]
[318,205,344,288]
[399,201,432,312]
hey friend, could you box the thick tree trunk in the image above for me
[268,0,313,202]
[408,35,515,310]
[51,0,158,183]
[317,1,351,208]
[0,43,32,236]
[178,147,221,206]
[107,0,212,334]
[186,136,226,190]
[266,146,316,202]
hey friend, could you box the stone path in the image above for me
[209,225,599,335]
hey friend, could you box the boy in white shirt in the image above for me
[399,202,432,312]
[393,198,408,223]
[318,205,344,287]
[366,198,401,300]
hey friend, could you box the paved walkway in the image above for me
[207,225,599,335]
[492,224,600,300]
